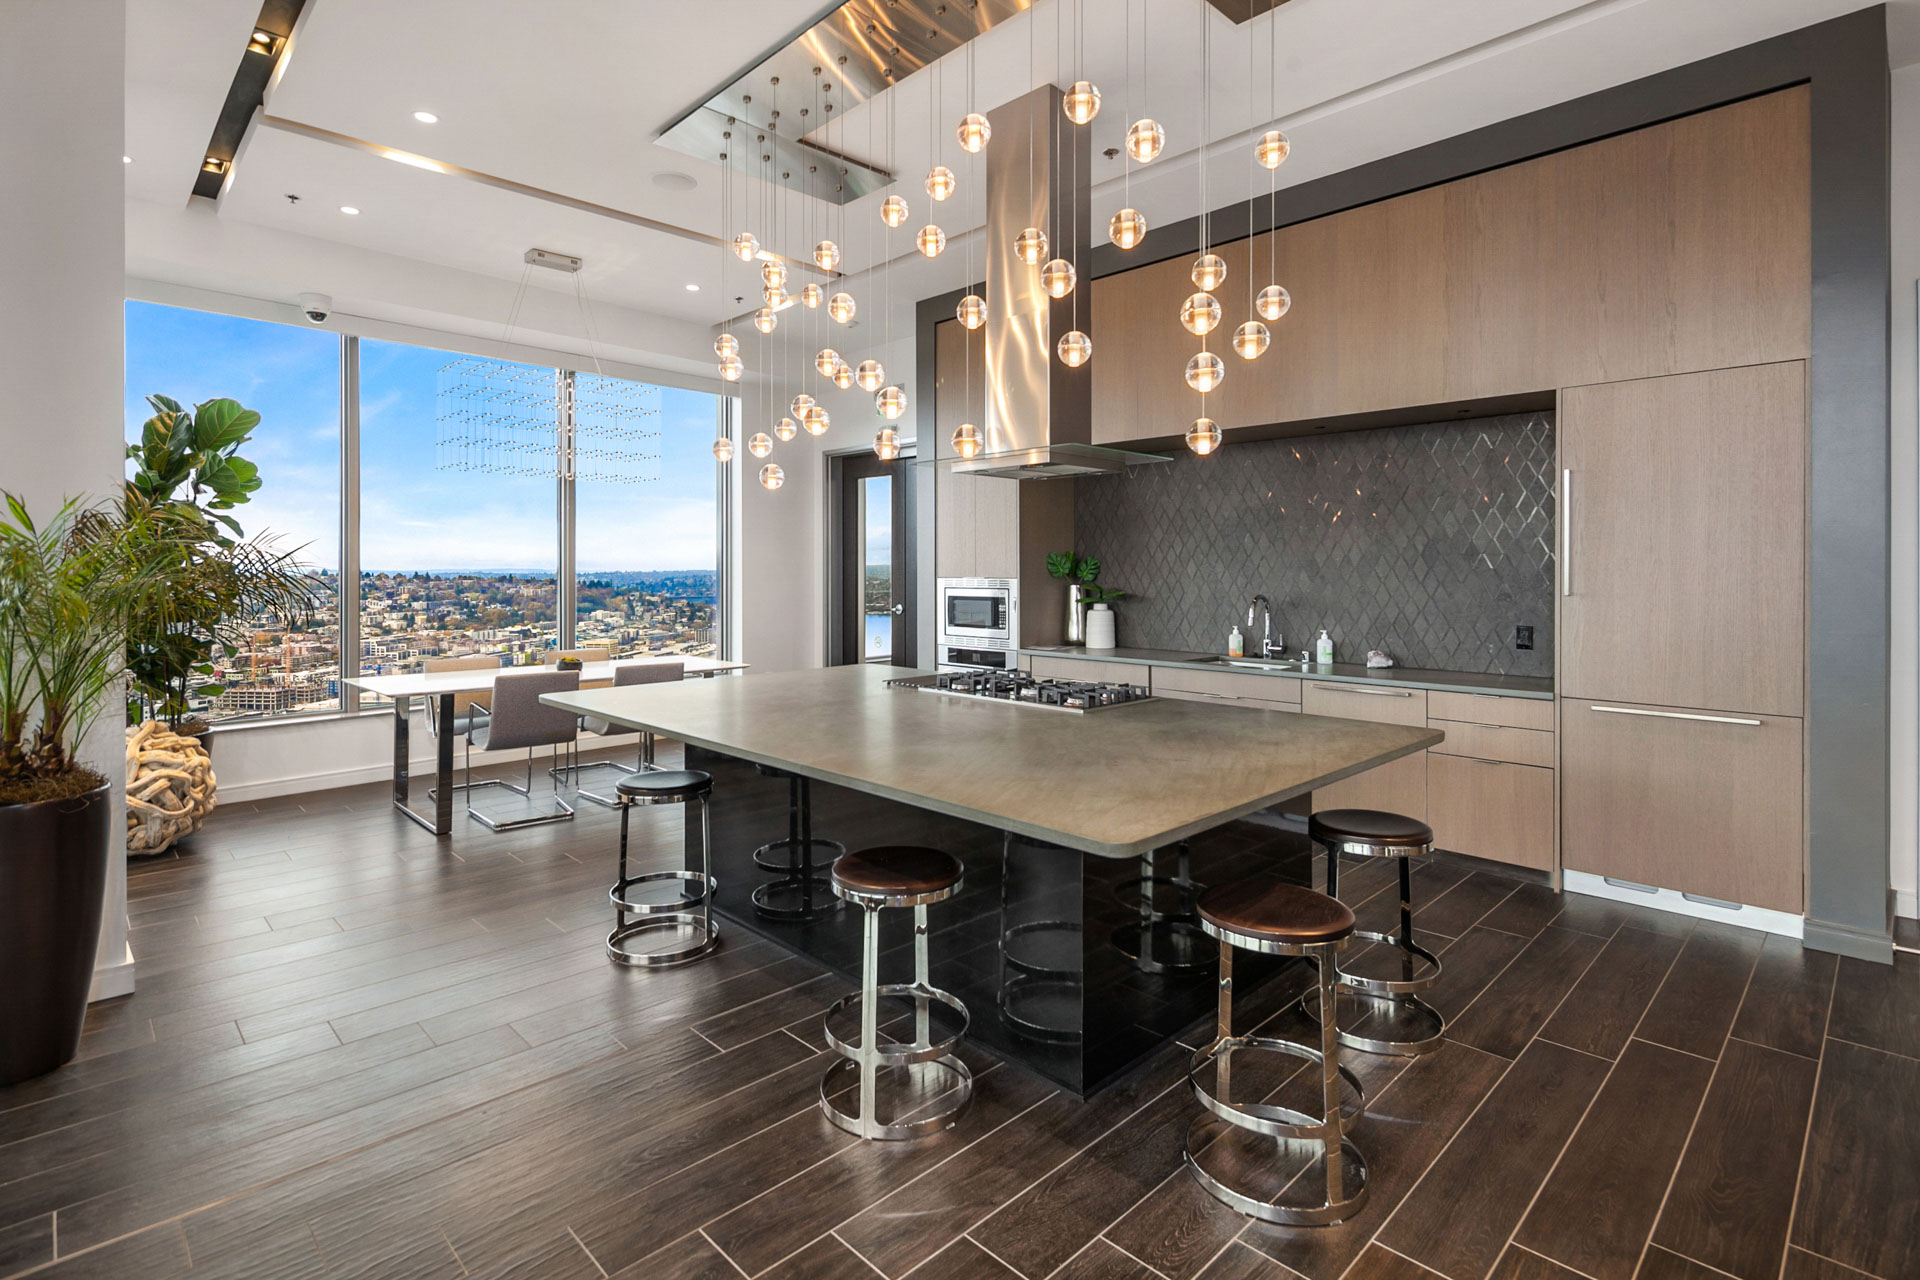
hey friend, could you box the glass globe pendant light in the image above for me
[956,294,986,330]
[801,283,822,309]
[714,333,739,359]
[1057,330,1092,367]
[1232,319,1270,360]
[854,359,886,393]
[803,404,829,436]
[950,422,982,459]
[876,385,908,420]
[916,225,947,258]
[789,392,815,419]
[828,292,856,324]
[925,166,956,201]
[815,348,840,377]
[874,426,901,460]
[1192,254,1227,290]
[761,259,786,290]
[1180,292,1221,336]
[762,282,784,306]
[747,432,774,458]
[1014,227,1048,266]
[814,240,840,270]
[732,232,758,262]
[880,194,909,228]
[775,416,798,442]
[718,354,744,382]
[753,306,778,334]
[1108,208,1147,250]
[1063,81,1101,125]
[1125,119,1165,163]
[1256,284,1292,322]
[1185,351,1225,393]
[759,463,785,491]
[1040,258,1076,299]
[1185,417,1223,455]
[1255,129,1291,170]
[712,436,735,462]
[956,113,990,153]
[830,358,853,390]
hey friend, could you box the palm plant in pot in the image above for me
[0,494,168,1084]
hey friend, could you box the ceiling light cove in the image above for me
[412,111,439,124]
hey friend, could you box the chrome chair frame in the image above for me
[607,774,720,968]
[461,671,579,832]
[563,660,683,807]
[1185,913,1369,1227]
[819,862,972,1141]
[1306,825,1446,1057]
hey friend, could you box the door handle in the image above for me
[1588,705,1762,726]
[1311,684,1413,697]
[890,604,904,615]
[1561,468,1572,597]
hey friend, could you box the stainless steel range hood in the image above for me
[946,85,1167,481]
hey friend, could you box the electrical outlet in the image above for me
[1514,625,1534,651]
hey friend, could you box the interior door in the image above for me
[834,450,914,666]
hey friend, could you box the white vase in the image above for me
[1085,603,1116,650]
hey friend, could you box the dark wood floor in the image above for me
[2,747,1915,1280]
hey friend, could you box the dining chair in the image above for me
[464,670,581,831]
[572,660,685,807]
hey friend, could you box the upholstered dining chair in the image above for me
[463,669,581,831]
[572,660,685,807]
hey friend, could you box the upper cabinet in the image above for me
[1090,87,1811,444]
[1559,362,1807,718]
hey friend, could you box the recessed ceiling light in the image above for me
[652,171,698,192]
[413,111,439,124]
[685,283,699,292]
[339,205,360,215]
[122,155,131,164]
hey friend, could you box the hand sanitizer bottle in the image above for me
[1228,625,1244,658]
[1315,629,1334,664]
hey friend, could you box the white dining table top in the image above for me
[345,655,745,698]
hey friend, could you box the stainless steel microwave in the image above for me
[936,577,1018,651]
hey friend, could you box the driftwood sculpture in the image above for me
[125,721,217,854]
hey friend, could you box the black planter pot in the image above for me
[0,783,112,1085]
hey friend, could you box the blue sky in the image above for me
[125,302,719,574]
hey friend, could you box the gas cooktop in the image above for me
[889,669,1155,712]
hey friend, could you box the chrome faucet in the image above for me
[1246,595,1281,658]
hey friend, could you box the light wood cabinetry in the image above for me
[1428,720,1554,769]
[1560,700,1803,913]
[934,319,1020,580]
[1149,665,1302,708]
[1429,755,1555,873]
[1028,656,1146,685]
[1090,88,1810,444]
[1559,362,1806,718]
[1429,691,1554,731]
[1303,683,1428,819]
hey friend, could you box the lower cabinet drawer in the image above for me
[1154,687,1301,713]
[1150,665,1302,706]
[1301,682,1429,727]
[1313,751,1427,823]
[1028,657,1148,686]
[1429,719,1555,768]
[1428,755,1554,872]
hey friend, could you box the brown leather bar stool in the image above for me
[606,769,720,968]
[1307,808,1445,1056]
[1185,879,1369,1226]
[819,846,973,1141]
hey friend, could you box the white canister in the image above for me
[1085,602,1117,649]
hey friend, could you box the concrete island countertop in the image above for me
[541,664,1443,859]
[1023,645,1554,700]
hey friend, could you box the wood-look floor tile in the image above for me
[758,1234,888,1280]
[1515,1039,1715,1280]
[1547,894,1697,941]
[1476,883,1565,938]
[906,1237,1024,1280]
[0,1214,52,1278]
[1729,933,1836,1061]
[1535,926,1686,1059]
[1424,926,1532,1022]
[461,1229,605,1280]
[1447,927,1608,1060]
[1413,871,1524,939]
[1341,1243,1449,1279]
[1488,1245,1592,1280]
[32,1221,190,1280]
[1634,923,1765,1060]
[1652,1036,1819,1280]
[1056,1238,1162,1280]
[691,970,838,1049]
[1194,1241,1310,1280]
[1789,1038,1920,1280]
[1635,1245,1729,1280]
[1895,916,1919,950]
[609,1231,739,1280]
[1826,953,1920,1061]
[1780,1247,1882,1280]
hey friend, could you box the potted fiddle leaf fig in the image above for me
[0,494,171,1083]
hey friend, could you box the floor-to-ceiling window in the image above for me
[123,302,341,722]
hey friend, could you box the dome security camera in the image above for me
[297,292,332,324]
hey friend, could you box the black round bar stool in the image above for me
[752,766,843,921]
[819,846,973,1141]
[606,769,720,968]
[1110,841,1215,975]
[1306,808,1445,1056]
[1185,879,1369,1226]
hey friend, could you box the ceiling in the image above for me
[126,0,1914,372]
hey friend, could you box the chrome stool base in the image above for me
[1184,1116,1370,1226]
[606,913,721,968]
[750,876,842,920]
[608,781,718,970]
[610,869,715,917]
[1110,918,1214,975]
[818,1055,973,1140]
[1188,1034,1365,1140]
[824,983,970,1065]
[752,836,846,874]
[1314,828,1447,1058]
[1302,985,1447,1057]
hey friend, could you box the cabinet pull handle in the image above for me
[1589,705,1762,727]
[1312,684,1413,697]
[1561,468,1572,597]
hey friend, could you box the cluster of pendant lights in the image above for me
[713,2,1298,484]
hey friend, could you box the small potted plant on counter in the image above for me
[1046,551,1127,648]
[0,494,163,1084]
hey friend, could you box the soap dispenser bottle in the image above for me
[1228,625,1244,658]
[1315,628,1334,664]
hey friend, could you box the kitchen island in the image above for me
[544,665,1442,1094]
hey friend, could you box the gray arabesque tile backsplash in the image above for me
[1072,413,1556,677]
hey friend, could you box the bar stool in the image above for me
[752,766,844,921]
[1185,879,1369,1226]
[1110,842,1215,975]
[570,660,683,807]
[606,769,720,968]
[819,846,973,1141]
[1306,809,1445,1056]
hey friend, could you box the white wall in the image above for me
[1889,61,1919,918]
[1,0,134,998]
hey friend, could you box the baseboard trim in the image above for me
[1562,870,1804,940]
[1801,915,1895,964]
[1897,889,1917,919]
[89,941,135,1002]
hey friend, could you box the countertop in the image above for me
[1022,646,1554,700]
[541,664,1443,859]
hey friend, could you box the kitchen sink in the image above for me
[1195,656,1313,672]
